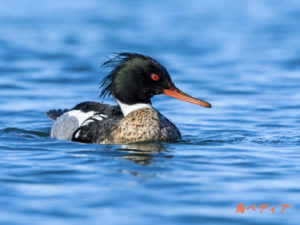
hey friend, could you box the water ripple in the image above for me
[1,0,300,225]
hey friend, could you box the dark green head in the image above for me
[100,53,211,108]
[100,53,173,105]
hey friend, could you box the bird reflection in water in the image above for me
[117,142,171,165]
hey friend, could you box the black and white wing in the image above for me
[47,101,123,142]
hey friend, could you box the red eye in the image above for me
[151,74,160,81]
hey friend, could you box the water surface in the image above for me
[0,0,300,224]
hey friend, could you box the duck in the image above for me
[46,53,211,144]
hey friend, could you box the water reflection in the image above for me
[71,142,170,165]
[117,142,169,165]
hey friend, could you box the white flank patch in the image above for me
[82,119,95,126]
[81,114,109,126]
[100,114,108,118]
[116,100,152,116]
[93,114,108,121]
[67,110,95,127]
[74,130,81,138]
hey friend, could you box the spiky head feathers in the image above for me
[100,53,173,105]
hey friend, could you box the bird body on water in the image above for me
[46,53,211,144]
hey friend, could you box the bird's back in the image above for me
[47,101,123,142]
[47,102,181,144]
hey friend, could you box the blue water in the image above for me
[1,0,300,224]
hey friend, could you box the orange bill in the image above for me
[163,85,211,108]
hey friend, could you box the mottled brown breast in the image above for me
[100,108,181,144]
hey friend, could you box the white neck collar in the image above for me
[116,100,152,116]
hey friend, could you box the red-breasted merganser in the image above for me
[46,53,211,144]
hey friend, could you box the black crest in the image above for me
[99,53,170,98]
[100,53,147,98]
